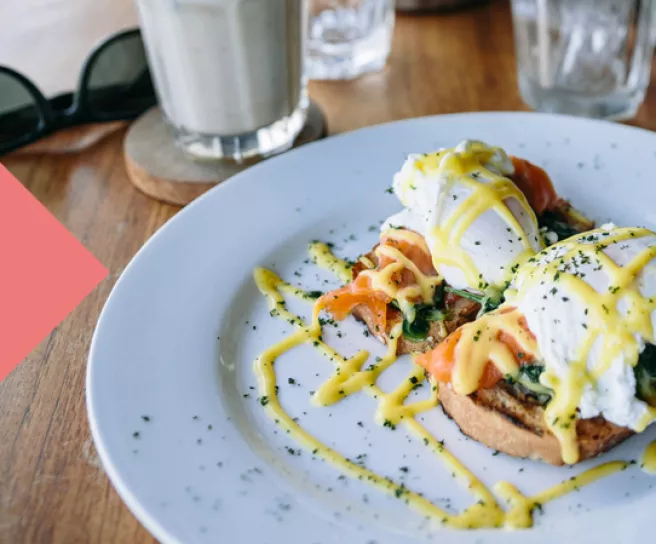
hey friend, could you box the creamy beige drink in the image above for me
[135,0,308,160]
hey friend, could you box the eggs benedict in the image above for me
[315,139,591,354]
[416,225,656,465]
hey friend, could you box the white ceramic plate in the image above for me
[88,113,656,544]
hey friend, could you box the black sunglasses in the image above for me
[0,28,156,155]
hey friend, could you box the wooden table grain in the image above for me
[1,1,656,543]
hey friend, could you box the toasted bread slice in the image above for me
[438,381,633,465]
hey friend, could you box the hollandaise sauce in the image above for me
[357,229,442,323]
[251,241,634,530]
[642,440,656,474]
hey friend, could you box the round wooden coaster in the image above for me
[124,102,327,206]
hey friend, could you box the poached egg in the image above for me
[506,224,656,431]
[383,140,543,292]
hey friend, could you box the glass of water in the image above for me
[510,0,655,120]
[307,0,395,80]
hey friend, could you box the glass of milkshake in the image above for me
[135,0,308,162]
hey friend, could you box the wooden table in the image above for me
[2,1,656,542]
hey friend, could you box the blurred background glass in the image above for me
[511,0,655,120]
[307,0,395,80]
[135,0,308,162]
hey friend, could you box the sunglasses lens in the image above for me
[86,33,156,115]
[0,72,41,147]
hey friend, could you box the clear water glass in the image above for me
[510,0,655,120]
[307,0,395,80]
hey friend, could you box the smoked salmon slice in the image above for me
[316,231,436,333]
[510,156,559,215]
[415,307,536,390]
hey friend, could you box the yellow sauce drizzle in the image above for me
[358,255,376,270]
[253,267,497,526]
[642,440,656,474]
[398,142,542,290]
[449,307,539,395]
[252,244,635,530]
[357,230,442,323]
[496,460,631,528]
[444,226,656,464]
[309,241,353,284]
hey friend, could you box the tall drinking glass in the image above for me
[135,0,308,162]
[307,0,395,80]
[510,0,654,120]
